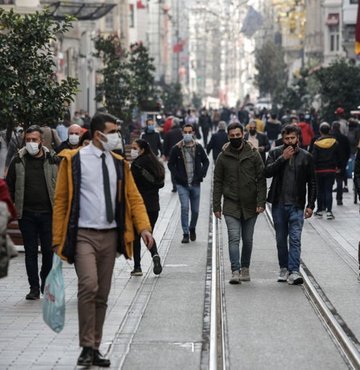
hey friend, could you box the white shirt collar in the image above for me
[89,141,105,158]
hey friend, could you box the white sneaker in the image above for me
[229,270,241,285]
[277,268,288,282]
[287,271,304,285]
[326,211,335,220]
[239,267,250,282]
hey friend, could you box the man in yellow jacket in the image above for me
[52,112,153,368]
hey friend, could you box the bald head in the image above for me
[68,124,82,136]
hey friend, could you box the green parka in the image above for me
[213,142,266,220]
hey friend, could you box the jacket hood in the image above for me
[222,140,256,155]
[314,137,337,149]
[18,145,51,159]
[175,139,196,148]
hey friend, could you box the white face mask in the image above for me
[26,142,40,156]
[99,132,120,152]
[68,134,80,146]
[130,149,139,159]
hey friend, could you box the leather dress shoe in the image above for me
[77,347,93,367]
[26,288,40,300]
[93,350,111,367]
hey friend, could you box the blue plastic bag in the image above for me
[42,254,65,333]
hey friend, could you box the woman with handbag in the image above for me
[130,139,165,276]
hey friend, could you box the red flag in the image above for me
[173,40,185,53]
[137,0,146,9]
[355,0,360,55]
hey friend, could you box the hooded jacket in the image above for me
[213,141,267,220]
[52,148,151,263]
[312,136,340,172]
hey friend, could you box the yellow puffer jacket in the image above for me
[52,148,151,263]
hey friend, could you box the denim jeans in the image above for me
[272,204,304,273]
[224,214,258,272]
[176,184,201,234]
[18,211,53,291]
[316,172,335,212]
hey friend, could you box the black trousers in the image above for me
[18,211,53,291]
[133,211,159,268]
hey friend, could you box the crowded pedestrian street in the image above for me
[1,163,360,369]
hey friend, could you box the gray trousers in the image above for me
[74,228,117,349]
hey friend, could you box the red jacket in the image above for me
[0,179,17,220]
[297,122,314,147]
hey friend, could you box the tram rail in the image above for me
[206,205,360,369]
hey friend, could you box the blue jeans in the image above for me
[18,211,53,291]
[272,204,304,273]
[316,172,335,212]
[224,214,258,272]
[176,184,201,234]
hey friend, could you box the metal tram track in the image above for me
[264,205,360,370]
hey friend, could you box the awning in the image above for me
[41,1,117,21]
[326,13,339,26]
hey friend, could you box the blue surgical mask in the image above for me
[147,125,155,133]
[183,133,193,143]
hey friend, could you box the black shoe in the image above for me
[337,200,343,205]
[77,347,94,367]
[171,187,177,193]
[189,228,196,241]
[152,254,162,275]
[181,234,190,243]
[130,267,143,276]
[93,349,111,367]
[26,288,40,300]
[343,187,349,193]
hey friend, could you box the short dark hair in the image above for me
[183,123,194,131]
[146,118,154,125]
[90,113,117,138]
[26,125,43,136]
[227,122,244,134]
[282,124,300,136]
[320,122,331,135]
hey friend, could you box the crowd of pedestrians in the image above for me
[0,102,360,367]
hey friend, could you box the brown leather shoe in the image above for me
[93,350,111,367]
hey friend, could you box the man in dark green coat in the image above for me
[213,122,267,284]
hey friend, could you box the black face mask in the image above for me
[230,137,243,149]
[249,129,256,135]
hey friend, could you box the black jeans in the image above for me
[316,173,335,212]
[18,211,53,291]
[133,211,159,269]
[335,167,346,201]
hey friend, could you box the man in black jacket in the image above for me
[141,118,163,156]
[265,125,316,285]
[168,123,209,243]
[244,120,270,163]
[207,121,228,161]
[331,121,351,205]
[55,124,83,153]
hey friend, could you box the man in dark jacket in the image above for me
[213,122,266,284]
[163,118,183,192]
[6,125,59,300]
[55,124,83,153]
[206,121,228,161]
[168,123,209,243]
[331,121,351,205]
[244,120,270,163]
[265,125,316,285]
[199,109,212,147]
[312,122,340,220]
[141,118,163,156]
